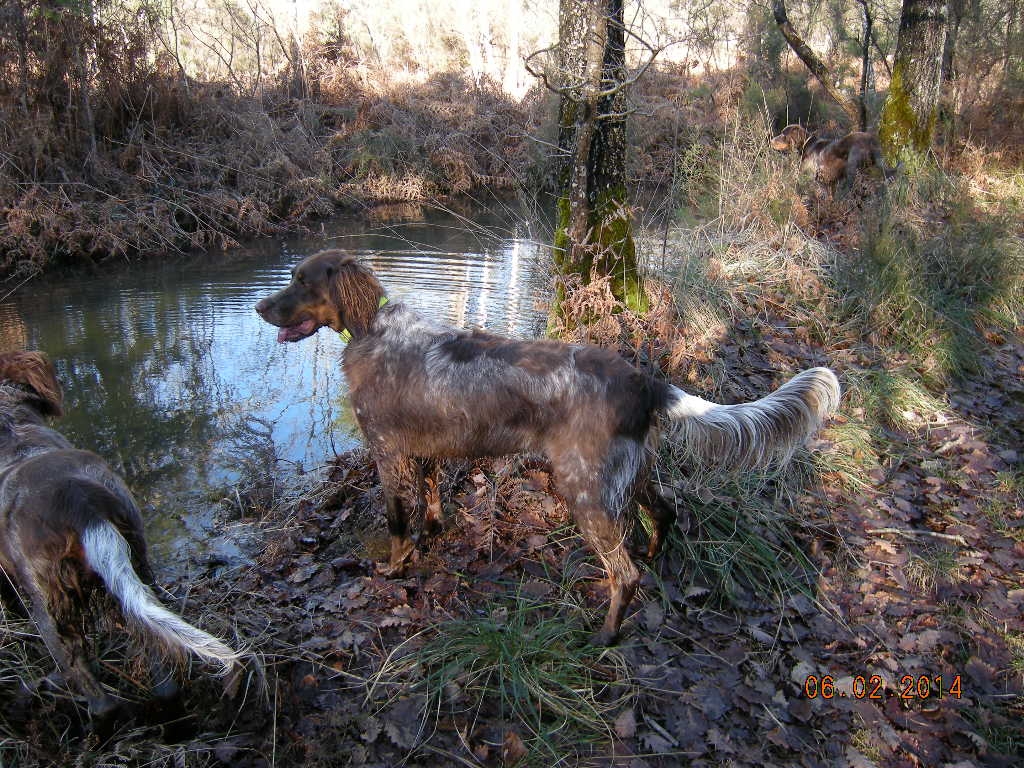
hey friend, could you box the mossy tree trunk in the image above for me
[878,0,949,161]
[553,0,646,317]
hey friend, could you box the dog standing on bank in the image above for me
[256,250,841,644]
[0,351,239,719]
[771,123,898,195]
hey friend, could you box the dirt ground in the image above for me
[2,312,1021,768]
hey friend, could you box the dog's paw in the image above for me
[87,691,123,730]
[588,628,620,647]
[378,555,413,578]
[381,536,416,576]
[34,669,69,694]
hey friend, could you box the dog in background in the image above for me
[255,251,841,644]
[0,351,239,720]
[771,123,898,195]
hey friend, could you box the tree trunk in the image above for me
[878,0,949,160]
[553,0,646,316]
[941,0,964,82]
[1005,0,1020,79]
[13,0,30,112]
[772,0,862,127]
[858,0,873,131]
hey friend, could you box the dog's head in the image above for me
[255,250,386,342]
[0,350,64,417]
[770,124,810,153]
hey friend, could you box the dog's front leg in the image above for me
[421,458,443,537]
[374,454,425,576]
[841,145,867,197]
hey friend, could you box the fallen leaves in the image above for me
[11,331,1024,768]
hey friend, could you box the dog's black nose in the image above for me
[254,298,269,317]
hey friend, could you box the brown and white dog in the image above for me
[770,124,897,195]
[255,251,841,644]
[0,351,239,719]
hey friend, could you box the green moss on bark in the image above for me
[552,195,572,268]
[551,185,647,324]
[879,63,937,163]
[591,185,646,313]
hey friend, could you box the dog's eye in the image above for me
[295,273,306,285]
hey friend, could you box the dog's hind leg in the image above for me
[138,562,181,704]
[147,650,180,702]
[374,454,425,575]
[552,439,644,644]
[18,565,119,719]
[637,481,677,560]
[104,516,181,704]
[573,505,640,646]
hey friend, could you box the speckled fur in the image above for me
[256,251,841,643]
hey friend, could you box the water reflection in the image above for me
[0,206,549,559]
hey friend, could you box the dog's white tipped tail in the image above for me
[665,367,840,472]
[81,522,239,674]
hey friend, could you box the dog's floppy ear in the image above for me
[0,350,64,417]
[783,124,807,143]
[328,256,386,338]
[771,124,803,151]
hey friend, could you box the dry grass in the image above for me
[0,71,542,277]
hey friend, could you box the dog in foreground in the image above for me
[0,351,239,719]
[256,250,841,644]
[770,123,898,195]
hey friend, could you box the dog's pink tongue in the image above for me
[276,318,318,342]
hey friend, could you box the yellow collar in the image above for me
[339,295,389,343]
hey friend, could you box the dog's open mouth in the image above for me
[276,318,319,343]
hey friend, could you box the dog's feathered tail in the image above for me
[664,367,840,472]
[81,521,239,674]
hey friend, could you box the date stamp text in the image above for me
[802,674,963,700]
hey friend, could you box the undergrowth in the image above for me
[609,112,1021,614]
[0,74,538,277]
[371,591,635,767]
[656,462,825,606]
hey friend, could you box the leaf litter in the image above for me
[2,326,1023,768]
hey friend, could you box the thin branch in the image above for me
[772,0,862,126]
[523,45,561,94]
[867,528,969,546]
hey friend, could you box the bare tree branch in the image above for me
[772,0,862,126]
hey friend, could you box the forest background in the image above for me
[0,0,1019,275]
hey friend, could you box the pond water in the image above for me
[0,204,550,562]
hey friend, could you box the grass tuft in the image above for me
[903,544,965,593]
[813,420,879,491]
[655,456,825,607]
[844,367,948,434]
[370,590,635,766]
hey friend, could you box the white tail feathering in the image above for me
[665,367,841,472]
[81,522,239,674]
